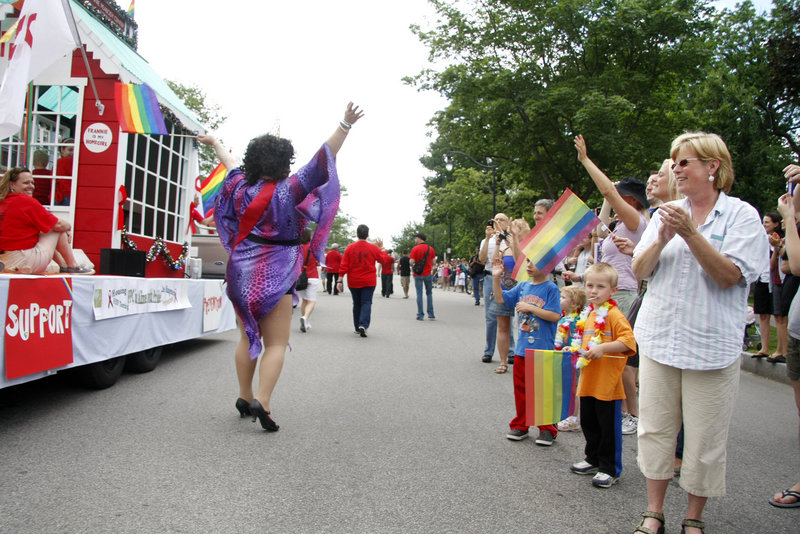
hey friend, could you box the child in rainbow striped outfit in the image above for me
[568,262,637,488]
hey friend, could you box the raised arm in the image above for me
[196,134,237,170]
[575,135,642,231]
[326,102,364,158]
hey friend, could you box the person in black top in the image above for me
[397,251,411,298]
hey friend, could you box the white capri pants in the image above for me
[637,354,740,497]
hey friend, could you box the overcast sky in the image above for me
[130,0,774,247]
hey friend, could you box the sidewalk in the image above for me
[740,352,793,385]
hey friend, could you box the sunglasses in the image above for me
[671,158,699,171]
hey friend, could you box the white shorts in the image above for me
[298,277,320,302]
[0,232,60,274]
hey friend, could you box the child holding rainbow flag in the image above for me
[568,262,636,488]
[492,254,562,446]
[554,284,588,433]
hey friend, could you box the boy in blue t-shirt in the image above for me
[492,257,561,445]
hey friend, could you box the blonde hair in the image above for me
[659,159,682,201]
[584,262,619,287]
[561,285,587,312]
[0,167,30,201]
[670,132,734,194]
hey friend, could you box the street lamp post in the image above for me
[444,150,499,215]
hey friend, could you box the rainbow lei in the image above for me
[576,299,616,369]
[554,312,585,351]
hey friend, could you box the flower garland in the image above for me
[120,226,189,270]
[554,312,585,351]
[576,299,616,368]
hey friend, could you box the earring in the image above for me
[708,175,715,182]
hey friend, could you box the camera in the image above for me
[488,220,494,228]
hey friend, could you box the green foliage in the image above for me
[328,211,356,249]
[166,80,227,175]
[408,0,799,249]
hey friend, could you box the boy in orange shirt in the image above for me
[569,262,636,488]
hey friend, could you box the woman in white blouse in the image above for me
[631,132,769,534]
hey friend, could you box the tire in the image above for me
[125,346,163,373]
[76,356,125,389]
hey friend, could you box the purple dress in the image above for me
[215,144,340,358]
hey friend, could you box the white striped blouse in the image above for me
[633,193,769,370]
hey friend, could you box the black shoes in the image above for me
[235,398,251,418]
[358,326,367,338]
[249,399,279,431]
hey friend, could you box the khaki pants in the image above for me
[637,355,739,497]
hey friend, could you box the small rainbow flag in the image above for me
[200,163,227,216]
[525,349,579,427]
[127,0,135,18]
[512,188,600,280]
[114,82,168,135]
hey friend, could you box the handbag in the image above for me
[624,281,647,327]
[469,258,485,277]
[296,248,311,290]
[413,245,430,275]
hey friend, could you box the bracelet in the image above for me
[339,120,352,130]
[338,124,349,133]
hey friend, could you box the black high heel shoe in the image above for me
[249,399,279,431]
[235,398,251,418]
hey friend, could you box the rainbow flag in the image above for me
[114,82,168,135]
[127,0,135,18]
[512,188,600,280]
[525,349,579,427]
[200,163,227,216]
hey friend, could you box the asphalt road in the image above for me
[1,279,798,533]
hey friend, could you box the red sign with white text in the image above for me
[5,278,74,379]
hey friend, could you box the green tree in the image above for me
[166,80,227,175]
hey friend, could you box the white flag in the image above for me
[0,0,76,140]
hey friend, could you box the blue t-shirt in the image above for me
[502,279,561,357]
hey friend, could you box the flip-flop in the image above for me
[494,364,508,374]
[751,352,770,359]
[767,354,786,363]
[769,489,800,508]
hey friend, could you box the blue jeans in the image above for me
[472,273,484,303]
[349,285,375,330]
[483,275,515,357]
[414,275,435,318]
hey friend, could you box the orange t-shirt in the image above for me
[576,305,636,401]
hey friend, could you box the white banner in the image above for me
[202,280,224,332]
[92,278,191,320]
[0,0,76,139]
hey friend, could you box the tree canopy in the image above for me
[405,0,799,257]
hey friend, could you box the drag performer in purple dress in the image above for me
[197,102,364,432]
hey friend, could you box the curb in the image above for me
[740,352,792,385]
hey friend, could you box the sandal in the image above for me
[494,364,508,374]
[767,354,786,363]
[751,352,770,358]
[634,511,665,534]
[680,518,705,534]
[769,488,800,508]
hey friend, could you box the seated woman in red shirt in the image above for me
[0,168,91,274]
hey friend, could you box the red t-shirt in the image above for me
[325,249,342,273]
[339,240,390,288]
[409,242,436,276]
[300,243,320,279]
[54,157,73,204]
[31,168,53,205]
[0,193,59,251]
[380,255,394,275]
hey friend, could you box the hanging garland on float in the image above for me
[120,226,189,270]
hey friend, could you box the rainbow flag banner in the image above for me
[200,163,227,216]
[525,349,579,427]
[114,82,168,135]
[512,188,600,280]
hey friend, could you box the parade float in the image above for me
[0,0,235,390]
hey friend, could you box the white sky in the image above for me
[132,0,447,248]
[130,0,773,247]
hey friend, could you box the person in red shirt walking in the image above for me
[380,250,395,297]
[298,228,320,333]
[336,224,391,337]
[410,232,436,320]
[324,243,342,295]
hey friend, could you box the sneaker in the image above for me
[482,355,493,363]
[506,429,529,441]
[60,265,94,275]
[416,317,424,321]
[570,460,599,475]
[428,316,436,320]
[591,472,618,488]
[622,414,638,435]
[535,429,555,446]
[557,416,581,433]
[358,326,367,338]
[475,301,480,306]
[300,316,307,333]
